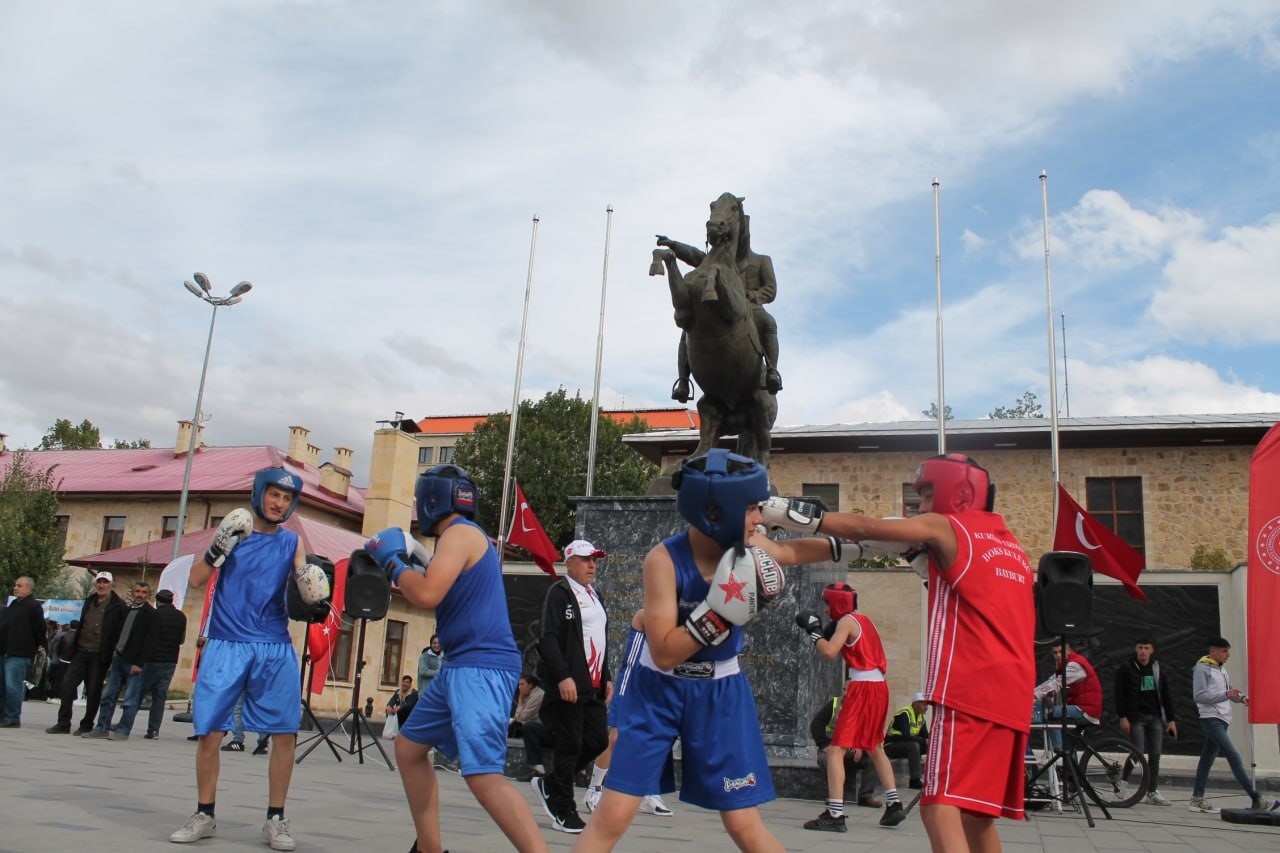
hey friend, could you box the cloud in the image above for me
[1066,356,1280,415]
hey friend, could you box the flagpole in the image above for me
[586,204,614,497]
[1040,171,1062,522]
[1061,311,1070,418]
[498,214,540,565]
[933,177,946,453]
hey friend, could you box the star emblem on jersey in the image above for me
[718,570,747,603]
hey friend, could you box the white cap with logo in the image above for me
[563,540,606,561]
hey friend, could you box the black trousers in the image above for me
[57,652,108,730]
[884,738,924,782]
[540,692,608,817]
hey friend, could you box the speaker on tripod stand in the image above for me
[1037,551,1093,634]
[296,549,395,771]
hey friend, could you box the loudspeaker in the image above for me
[1037,551,1093,634]
[287,554,335,622]
[345,548,391,620]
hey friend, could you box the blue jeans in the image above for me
[1193,717,1256,799]
[96,657,144,734]
[2,656,32,724]
[1126,714,1165,784]
[1032,702,1090,749]
[138,662,177,735]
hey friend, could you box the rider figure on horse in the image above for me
[656,204,782,403]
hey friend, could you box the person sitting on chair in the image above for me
[884,693,930,790]
[1032,642,1101,748]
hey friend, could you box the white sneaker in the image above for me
[169,812,216,843]
[1188,797,1220,814]
[584,785,602,814]
[262,815,296,851]
[639,794,673,816]
[1146,790,1171,806]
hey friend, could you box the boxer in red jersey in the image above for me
[762,454,1035,853]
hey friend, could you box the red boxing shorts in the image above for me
[922,705,1027,820]
[830,680,889,752]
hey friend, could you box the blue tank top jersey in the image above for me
[206,528,297,644]
[665,531,743,660]
[434,518,521,672]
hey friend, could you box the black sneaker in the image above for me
[803,811,847,833]
[221,741,245,752]
[909,778,924,790]
[530,776,556,823]
[253,741,269,756]
[45,723,71,734]
[551,810,586,835]
[73,725,93,736]
[144,731,158,740]
[880,802,906,827]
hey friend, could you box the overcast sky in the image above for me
[3,1,1279,481]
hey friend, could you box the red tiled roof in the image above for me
[0,445,365,517]
[415,407,700,435]
[70,514,368,568]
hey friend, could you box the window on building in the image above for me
[802,483,839,512]
[332,616,356,681]
[55,515,70,546]
[381,620,407,687]
[1085,476,1146,554]
[209,516,224,530]
[902,485,922,517]
[161,516,180,539]
[418,446,434,466]
[438,446,455,464]
[101,516,125,551]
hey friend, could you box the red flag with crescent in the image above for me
[1247,421,1280,722]
[1053,483,1146,600]
[306,556,349,695]
[508,481,559,578]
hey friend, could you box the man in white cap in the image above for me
[532,540,612,834]
[46,571,126,735]
[884,692,931,790]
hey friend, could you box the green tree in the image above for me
[989,391,1045,419]
[922,402,954,420]
[112,438,152,449]
[1189,545,1232,571]
[0,451,68,594]
[40,418,103,449]
[453,388,658,548]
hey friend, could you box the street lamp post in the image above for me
[171,273,253,561]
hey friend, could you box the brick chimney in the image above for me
[0,433,6,453]
[174,421,206,456]
[318,446,354,499]
[362,427,418,536]
[286,426,311,466]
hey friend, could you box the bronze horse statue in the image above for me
[651,193,778,469]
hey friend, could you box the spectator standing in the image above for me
[1114,637,1176,806]
[47,619,78,701]
[137,588,187,739]
[85,581,155,740]
[1,576,46,727]
[46,571,126,735]
[418,634,444,693]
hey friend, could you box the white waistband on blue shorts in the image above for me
[639,645,741,679]
[847,668,885,683]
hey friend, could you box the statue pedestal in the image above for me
[575,496,843,798]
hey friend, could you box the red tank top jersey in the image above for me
[840,613,887,674]
[923,511,1036,733]
[1066,652,1103,718]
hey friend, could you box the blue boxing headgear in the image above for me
[251,466,303,523]
[673,449,770,549]
[415,464,478,534]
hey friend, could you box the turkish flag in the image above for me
[1247,422,1280,723]
[1054,483,1147,601]
[306,556,349,695]
[191,568,220,683]
[508,481,559,578]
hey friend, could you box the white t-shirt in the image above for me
[567,575,607,688]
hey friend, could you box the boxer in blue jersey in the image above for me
[575,450,793,853]
[366,464,547,853]
[171,467,308,851]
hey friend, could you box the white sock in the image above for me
[532,764,545,774]
[590,765,608,788]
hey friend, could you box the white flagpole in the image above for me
[1040,171,1062,520]
[586,205,614,497]
[933,178,946,454]
[498,214,540,563]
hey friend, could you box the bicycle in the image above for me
[1025,721,1150,819]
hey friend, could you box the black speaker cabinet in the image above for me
[345,548,391,620]
[1037,551,1094,634]
[286,554,335,622]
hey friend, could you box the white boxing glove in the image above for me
[204,508,253,568]
[292,563,331,605]
[760,496,824,533]
[685,545,786,646]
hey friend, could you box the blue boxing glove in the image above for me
[365,527,422,584]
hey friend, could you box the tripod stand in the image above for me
[294,640,342,762]
[296,617,395,771]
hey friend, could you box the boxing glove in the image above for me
[760,497,824,533]
[204,508,253,568]
[365,527,427,584]
[292,562,332,605]
[685,545,786,646]
[795,610,824,643]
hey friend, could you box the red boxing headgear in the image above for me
[912,453,995,515]
[821,582,857,621]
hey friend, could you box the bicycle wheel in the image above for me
[1078,737,1149,808]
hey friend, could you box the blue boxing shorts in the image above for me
[606,659,774,811]
[192,639,300,735]
[399,666,516,777]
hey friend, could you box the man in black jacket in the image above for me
[533,540,611,835]
[1114,636,1177,806]
[1,576,46,727]
[86,580,156,740]
[137,588,187,739]
[46,571,127,735]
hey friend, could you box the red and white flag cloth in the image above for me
[1247,421,1280,723]
[1053,483,1147,601]
[508,481,559,578]
[191,568,220,683]
[306,556,350,695]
